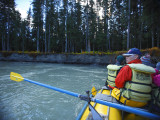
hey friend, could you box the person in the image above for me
[152,62,160,86]
[111,48,155,107]
[140,52,156,68]
[105,55,125,89]
[115,55,125,65]
[150,62,160,113]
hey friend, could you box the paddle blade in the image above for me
[91,86,97,96]
[10,72,24,82]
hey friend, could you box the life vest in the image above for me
[111,88,147,107]
[106,65,122,87]
[111,64,155,107]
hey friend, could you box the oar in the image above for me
[10,72,160,120]
[10,72,79,97]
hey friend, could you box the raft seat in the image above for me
[94,93,118,103]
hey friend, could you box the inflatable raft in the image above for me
[10,72,160,120]
[76,86,151,120]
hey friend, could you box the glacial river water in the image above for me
[0,61,107,120]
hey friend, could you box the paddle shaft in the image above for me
[24,78,80,97]
[92,98,160,120]
[23,78,160,119]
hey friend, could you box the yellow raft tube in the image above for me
[76,86,150,120]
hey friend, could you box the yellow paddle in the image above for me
[91,86,97,96]
[10,72,24,82]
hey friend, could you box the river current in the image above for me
[0,61,107,120]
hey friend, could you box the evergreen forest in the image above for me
[0,0,160,53]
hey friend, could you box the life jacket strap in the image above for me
[128,81,151,86]
[108,74,116,78]
[107,79,115,83]
[124,88,151,95]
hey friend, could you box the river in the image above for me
[0,61,107,120]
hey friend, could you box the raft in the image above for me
[10,72,160,120]
[76,86,151,120]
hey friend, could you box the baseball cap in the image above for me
[123,48,142,56]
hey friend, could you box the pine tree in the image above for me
[26,7,32,51]
[32,0,44,52]
[0,0,21,51]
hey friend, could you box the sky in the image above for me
[15,0,32,19]
[15,0,103,19]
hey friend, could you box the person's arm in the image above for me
[153,74,160,86]
[115,65,132,88]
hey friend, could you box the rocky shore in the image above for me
[0,53,116,65]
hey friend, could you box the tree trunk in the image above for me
[45,5,47,53]
[139,24,142,49]
[45,28,47,53]
[139,0,142,49]
[86,0,90,52]
[65,1,68,53]
[157,27,160,48]
[7,12,10,51]
[65,12,68,53]
[151,29,154,47]
[88,39,90,52]
[86,13,88,51]
[65,13,68,53]
[151,9,154,48]
[106,12,110,51]
[127,0,130,49]
[2,35,5,51]
[22,34,24,52]
[2,36,3,51]
[104,2,110,51]
[37,26,39,52]
[48,25,50,52]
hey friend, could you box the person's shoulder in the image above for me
[120,65,131,71]
[153,74,160,86]
[155,68,159,74]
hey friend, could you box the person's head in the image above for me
[123,48,142,63]
[140,52,151,63]
[156,62,160,71]
[116,55,125,64]
[144,52,151,58]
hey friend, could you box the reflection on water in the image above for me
[0,61,107,120]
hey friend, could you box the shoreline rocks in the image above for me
[0,53,116,65]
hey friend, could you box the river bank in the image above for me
[0,52,116,65]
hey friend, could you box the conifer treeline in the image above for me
[0,0,160,53]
